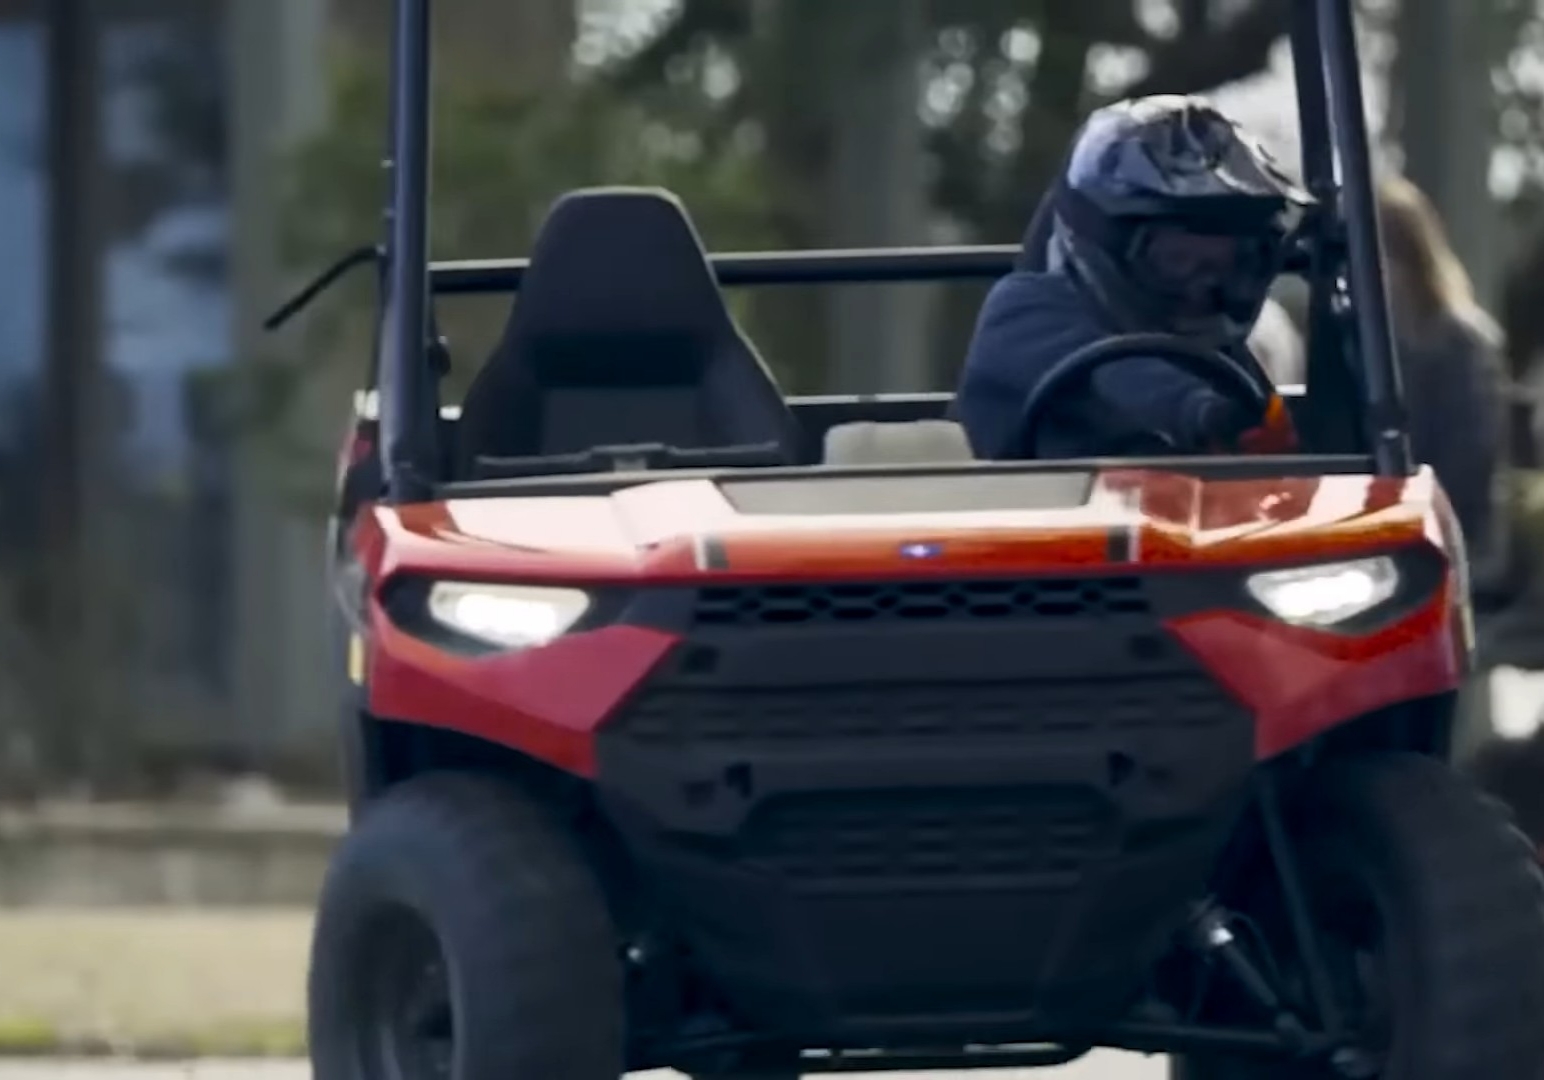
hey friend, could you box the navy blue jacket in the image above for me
[955,270,1261,459]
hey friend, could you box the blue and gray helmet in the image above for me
[1051,95,1313,342]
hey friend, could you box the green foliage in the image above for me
[279,39,776,383]
[283,41,776,275]
[251,35,781,504]
[612,0,1299,241]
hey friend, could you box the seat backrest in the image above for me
[455,187,797,474]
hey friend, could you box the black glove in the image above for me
[1186,392,1257,451]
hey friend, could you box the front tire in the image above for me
[1174,753,1544,1080]
[307,772,624,1080]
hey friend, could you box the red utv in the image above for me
[276,1,1544,1078]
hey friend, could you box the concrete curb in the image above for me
[0,804,345,907]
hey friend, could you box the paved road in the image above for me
[0,1053,1168,1080]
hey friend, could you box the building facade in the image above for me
[0,0,331,784]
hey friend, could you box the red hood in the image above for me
[361,466,1449,583]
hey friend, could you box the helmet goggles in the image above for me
[1125,220,1284,329]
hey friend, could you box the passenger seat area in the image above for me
[453,185,980,476]
[454,187,800,478]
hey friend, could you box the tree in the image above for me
[811,1,933,393]
[253,2,776,508]
[1392,0,1508,309]
[332,0,577,92]
[612,0,1300,387]
[37,0,109,787]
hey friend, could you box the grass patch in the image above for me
[0,909,310,1059]
[0,1015,306,1059]
[120,1018,307,1060]
[169,1017,307,1059]
[0,1015,61,1055]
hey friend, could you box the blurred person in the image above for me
[1378,173,1507,563]
[955,95,1308,460]
[1379,176,1514,769]
[1500,229,1544,467]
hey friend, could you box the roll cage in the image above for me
[335,0,1413,503]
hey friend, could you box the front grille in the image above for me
[694,576,1150,627]
[741,787,1116,883]
[615,676,1237,745]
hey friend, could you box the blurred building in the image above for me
[0,0,627,787]
[0,0,329,782]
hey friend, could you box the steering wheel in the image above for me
[1015,332,1271,457]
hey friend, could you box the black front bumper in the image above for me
[597,576,1255,1043]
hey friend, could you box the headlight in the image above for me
[1245,556,1399,628]
[426,582,590,650]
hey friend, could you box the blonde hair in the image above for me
[1377,174,1496,339]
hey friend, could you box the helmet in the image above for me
[1051,95,1312,341]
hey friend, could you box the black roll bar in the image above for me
[1318,0,1412,476]
[430,245,1023,294]
[429,241,1325,296]
[268,239,1324,327]
[379,0,435,502]
[1289,2,1335,202]
[1290,0,1357,455]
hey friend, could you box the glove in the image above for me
[1187,393,1256,451]
[1189,392,1299,454]
[1236,393,1300,454]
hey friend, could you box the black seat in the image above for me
[455,187,798,475]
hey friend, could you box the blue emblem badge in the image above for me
[899,541,944,559]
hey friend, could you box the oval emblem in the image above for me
[898,541,944,559]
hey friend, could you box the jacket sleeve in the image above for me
[955,272,1245,457]
[953,276,1052,458]
[960,350,1230,456]
[1086,356,1231,449]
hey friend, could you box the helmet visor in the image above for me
[1128,223,1281,331]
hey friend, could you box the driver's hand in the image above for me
[1236,393,1299,454]
[1192,395,1256,450]
[1194,392,1299,454]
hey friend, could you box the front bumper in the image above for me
[596,575,1255,1042]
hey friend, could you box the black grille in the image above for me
[614,679,1229,747]
[694,577,1150,627]
[741,787,1115,883]
[615,676,1237,745]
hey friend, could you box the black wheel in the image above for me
[308,772,624,1080]
[1466,732,1544,849]
[1173,753,1544,1080]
